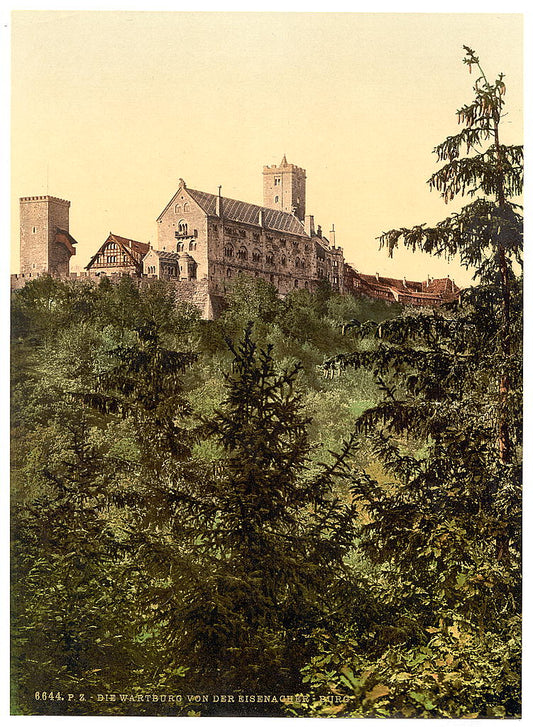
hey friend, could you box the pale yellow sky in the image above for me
[10,12,523,285]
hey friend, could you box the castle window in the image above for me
[237,247,248,261]
[281,256,286,267]
[178,220,188,235]
[175,204,182,213]
[183,202,189,212]
[224,245,234,258]
[275,196,279,203]
[252,249,262,263]
[266,253,274,266]
[32,227,37,233]
[274,177,281,185]
[189,241,196,251]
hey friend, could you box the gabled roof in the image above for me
[85,232,150,269]
[425,277,460,295]
[158,182,308,237]
[106,232,150,257]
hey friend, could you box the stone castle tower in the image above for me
[19,195,76,277]
[263,155,306,221]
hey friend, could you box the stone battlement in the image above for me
[20,195,71,206]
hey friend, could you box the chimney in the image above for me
[329,224,336,248]
[304,215,315,237]
[375,272,380,282]
[403,276,407,287]
[216,186,223,218]
[258,209,264,227]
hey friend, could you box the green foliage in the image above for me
[296,47,522,719]
[123,326,375,709]
[11,272,387,715]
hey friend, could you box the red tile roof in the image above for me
[85,232,150,270]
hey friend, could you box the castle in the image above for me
[13,157,460,316]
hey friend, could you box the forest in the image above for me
[10,48,522,718]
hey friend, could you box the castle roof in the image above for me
[85,232,150,270]
[185,188,308,237]
[106,233,150,256]
[147,250,181,261]
[347,268,460,305]
[55,228,78,255]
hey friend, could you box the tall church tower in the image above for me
[263,156,306,221]
[19,195,76,277]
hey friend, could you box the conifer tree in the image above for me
[298,47,522,718]
[145,325,374,711]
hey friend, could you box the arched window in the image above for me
[266,252,274,266]
[175,204,182,214]
[237,246,248,261]
[183,202,189,212]
[224,245,234,258]
[252,249,262,263]
[178,220,188,235]
[281,255,286,267]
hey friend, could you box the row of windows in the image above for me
[146,263,197,280]
[223,245,307,269]
[317,269,340,285]
[222,229,309,252]
[95,254,130,265]
[177,241,197,252]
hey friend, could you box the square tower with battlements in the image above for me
[263,156,306,221]
[19,195,77,277]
